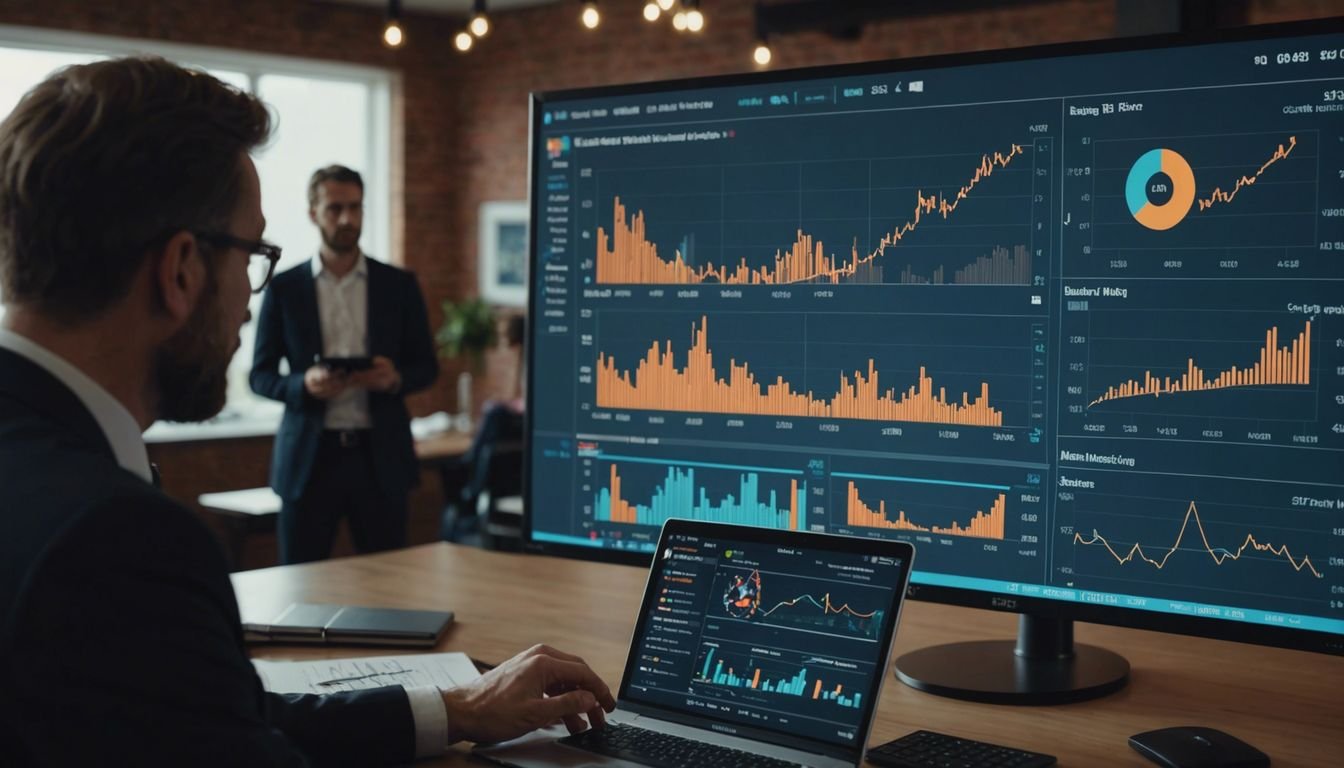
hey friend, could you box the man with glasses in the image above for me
[0,58,613,764]
[250,165,438,564]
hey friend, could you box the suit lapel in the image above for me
[365,259,390,353]
[295,266,324,361]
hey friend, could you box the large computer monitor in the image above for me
[524,19,1344,703]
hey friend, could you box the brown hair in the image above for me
[307,164,364,208]
[0,56,271,322]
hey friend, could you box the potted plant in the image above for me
[436,297,498,429]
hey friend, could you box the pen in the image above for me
[316,669,412,686]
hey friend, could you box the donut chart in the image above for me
[1125,148,1195,231]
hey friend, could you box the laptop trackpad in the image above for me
[474,724,644,768]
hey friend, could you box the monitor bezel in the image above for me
[521,16,1344,658]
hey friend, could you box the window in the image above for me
[0,27,394,440]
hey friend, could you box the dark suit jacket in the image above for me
[249,259,439,501]
[0,347,417,765]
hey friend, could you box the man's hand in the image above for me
[440,644,616,745]
[348,355,401,393]
[303,365,347,400]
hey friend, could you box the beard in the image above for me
[322,224,361,253]
[154,274,236,423]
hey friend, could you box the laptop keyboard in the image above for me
[559,723,808,768]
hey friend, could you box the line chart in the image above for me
[1195,135,1298,212]
[596,143,1025,285]
[1073,500,1323,578]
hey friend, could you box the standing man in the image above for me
[251,165,438,564]
[0,57,612,765]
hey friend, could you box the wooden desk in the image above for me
[233,544,1344,767]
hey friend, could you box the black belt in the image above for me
[323,429,371,448]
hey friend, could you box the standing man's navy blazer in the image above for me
[0,347,415,765]
[250,258,438,502]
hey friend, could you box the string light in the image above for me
[454,30,474,51]
[469,0,490,37]
[671,7,688,31]
[753,41,771,66]
[642,1,661,22]
[686,7,705,33]
[657,0,675,10]
[581,1,600,29]
[382,0,404,48]
[752,14,771,67]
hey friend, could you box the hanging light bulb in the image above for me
[581,1,600,29]
[469,0,490,37]
[382,20,404,48]
[657,0,675,9]
[688,5,709,32]
[753,41,771,66]
[671,9,688,31]
[454,30,474,51]
[642,1,661,22]
[382,0,405,48]
[752,15,771,67]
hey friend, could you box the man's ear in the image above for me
[153,230,206,323]
[308,206,319,225]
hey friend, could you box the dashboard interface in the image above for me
[623,530,910,747]
[529,27,1344,640]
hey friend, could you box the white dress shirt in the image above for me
[0,327,449,758]
[313,253,372,430]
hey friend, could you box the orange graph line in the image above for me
[596,316,1003,426]
[1074,500,1323,578]
[1088,321,1311,409]
[596,143,1024,285]
[1196,136,1297,212]
[845,481,1006,539]
[760,592,878,620]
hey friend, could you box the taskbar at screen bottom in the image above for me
[530,530,1342,636]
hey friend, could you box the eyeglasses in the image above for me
[195,231,283,293]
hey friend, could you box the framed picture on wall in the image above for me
[478,200,528,307]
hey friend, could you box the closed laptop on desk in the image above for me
[244,603,453,647]
[477,519,915,768]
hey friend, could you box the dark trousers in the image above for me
[278,430,408,565]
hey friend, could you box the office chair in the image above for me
[439,403,524,550]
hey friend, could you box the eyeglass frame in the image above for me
[193,231,283,293]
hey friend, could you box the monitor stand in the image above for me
[894,614,1129,705]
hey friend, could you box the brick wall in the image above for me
[2,0,1334,567]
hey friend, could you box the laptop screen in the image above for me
[619,521,914,755]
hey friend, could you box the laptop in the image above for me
[476,519,915,768]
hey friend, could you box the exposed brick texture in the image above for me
[1,0,1334,568]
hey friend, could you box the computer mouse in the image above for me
[1128,726,1270,768]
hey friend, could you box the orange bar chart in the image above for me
[845,481,1007,540]
[596,316,1004,427]
[595,143,1023,285]
[1088,321,1311,408]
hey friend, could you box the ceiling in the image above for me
[325,0,558,15]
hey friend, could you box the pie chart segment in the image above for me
[1125,148,1195,231]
